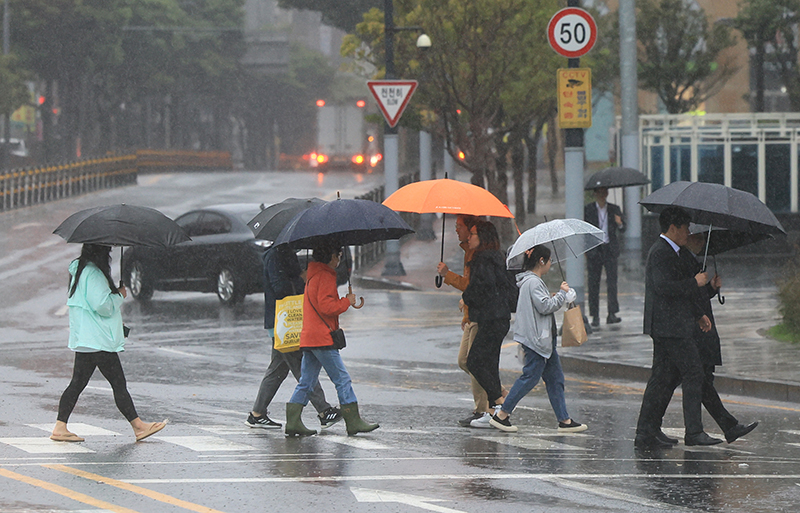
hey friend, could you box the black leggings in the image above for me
[57,351,139,423]
[466,317,510,405]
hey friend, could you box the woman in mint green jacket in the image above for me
[51,244,166,443]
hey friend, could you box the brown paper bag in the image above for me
[562,303,588,347]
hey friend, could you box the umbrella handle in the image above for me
[436,212,446,288]
[348,285,365,309]
[718,293,725,305]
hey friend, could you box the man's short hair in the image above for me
[457,214,485,230]
[312,241,342,263]
[658,206,692,233]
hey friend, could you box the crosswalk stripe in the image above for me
[151,436,256,451]
[0,438,94,454]
[476,435,586,451]
[27,424,122,436]
[321,435,390,450]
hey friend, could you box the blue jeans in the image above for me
[501,340,569,422]
[289,348,357,406]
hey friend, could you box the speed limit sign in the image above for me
[547,8,597,58]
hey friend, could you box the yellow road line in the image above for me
[0,467,140,513]
[45,464,228,513]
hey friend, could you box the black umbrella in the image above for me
[640,181,786,235]
[54,204,190,284]
[274,198,414,309]
[274,198,414,248]
[688,224,773,305]
[248,197,327,241]
[54,204,190,247]
[584,166,650,190]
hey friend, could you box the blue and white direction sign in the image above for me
[367,80,418,128]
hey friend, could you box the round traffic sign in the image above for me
[547,8,597,58]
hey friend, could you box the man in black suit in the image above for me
[584,187,625,327]
[635,207,722,449]
[679,234,759,443]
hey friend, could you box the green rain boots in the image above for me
[341,402,379,436]
[285,403,316,437]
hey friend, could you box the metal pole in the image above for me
[2,0,10,169]
[564,0,585,307]
[417,130,435,239]
[382,0,405,275]
[619,0,642,251]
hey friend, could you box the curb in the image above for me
[560,355,800,403]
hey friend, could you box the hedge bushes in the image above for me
[777,251,800,342]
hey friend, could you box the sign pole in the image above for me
[381,0,404,275]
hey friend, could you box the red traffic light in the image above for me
[356,99,366,108]
[316,99,326,107]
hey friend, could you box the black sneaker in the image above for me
[318,406,342,429]
[557,420,587,433]
[245,412,281,429]
[489,414,518,433]
[458,411,483,427]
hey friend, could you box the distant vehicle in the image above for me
[310,101,381,172]
[1,138,29,158]
[122,203,352,305]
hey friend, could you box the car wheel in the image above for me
[128,261,154,301]
[216,266,244,305]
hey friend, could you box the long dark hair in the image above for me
[69,244,119,298]
[472,220,500,252]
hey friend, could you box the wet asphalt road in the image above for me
[1,171,800,513]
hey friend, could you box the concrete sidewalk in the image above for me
[356,183,800,403]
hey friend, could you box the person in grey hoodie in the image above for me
[489,245,588,434]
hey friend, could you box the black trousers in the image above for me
[636,336,705,437]
[57,351,138,423]
[587,245,619,318]
[466,317,510,405]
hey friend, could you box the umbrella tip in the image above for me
[337,191,341,200]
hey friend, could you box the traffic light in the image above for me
[356,99,366,108]
[316,99,326,107]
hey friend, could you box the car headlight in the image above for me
[252,239,272,248]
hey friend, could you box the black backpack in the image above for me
[496,265,520,313]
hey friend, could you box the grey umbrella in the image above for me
[584,167,650,190]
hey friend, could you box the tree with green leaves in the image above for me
[637,0,737,113]
[735,0,800,112]
[0,55,31,122]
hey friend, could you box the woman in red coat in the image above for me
[285,241,379,436]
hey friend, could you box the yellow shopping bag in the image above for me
[274,294,303,353]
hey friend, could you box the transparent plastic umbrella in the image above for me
[506,219,605,278]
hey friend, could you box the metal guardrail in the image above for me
[352,171,419,273]
[0,155,137,212]
[0,150,234,213]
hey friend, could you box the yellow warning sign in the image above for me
[557,68,592,129]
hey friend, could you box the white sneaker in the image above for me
[470,412,493,428]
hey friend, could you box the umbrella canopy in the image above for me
[689,224,773,257]
[640,181,785,235]
[507,219,605,269]
[248,197,327,241]
[382,178,514,218]
[54,204,190,247]
[584,166,650,190]
[273,198,414,249]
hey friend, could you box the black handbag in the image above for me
[307,284,347,350]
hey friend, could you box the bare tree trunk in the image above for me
[511,130,525,225]
[547,114,559,195]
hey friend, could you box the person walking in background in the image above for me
[635,207,720,449]
[676,233,758,443]
[489,245,587,434]
[584,186,625,327]
[245,244,341,430]
[462,220,513,428]
[51,244,166,443]
[436,214,493,428]
[285,241,378,437]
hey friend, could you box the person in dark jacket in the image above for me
[245,244,341,430]
[584,187,625,327]
[462,220,512,427]
[635,207,721,449]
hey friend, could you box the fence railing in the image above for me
[352,171,419,273]
[0,150,234,213]
[0,154,138,212]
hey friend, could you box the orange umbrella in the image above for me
[383,177,514,287]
